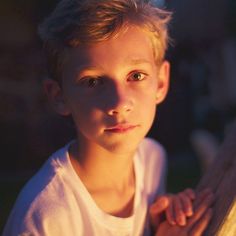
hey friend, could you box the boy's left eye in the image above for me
[129,72,146,81]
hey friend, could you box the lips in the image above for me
[104,124,138,133]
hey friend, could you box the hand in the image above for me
[155,189,214,236]
[166,188,195,226]
[150,188,195,228]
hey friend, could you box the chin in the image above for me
[101,139,141,155]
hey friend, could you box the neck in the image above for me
[69,139,136,191]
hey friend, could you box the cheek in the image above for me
[68,97,103,130]
[140,90,157,120]
[71,108,102,139]
[145,104,157,131]
[145,102,156,121]
[133,97,156,126]
[139,86,157,107]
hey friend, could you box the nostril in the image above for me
[107,104,132,116]
[107,109,118,116]
[124,105,131,112]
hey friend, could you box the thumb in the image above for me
[149,196,169,229]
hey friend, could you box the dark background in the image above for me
[1,0,236,232]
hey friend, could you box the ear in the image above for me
[155,60,170,105]
[43,79,71,116]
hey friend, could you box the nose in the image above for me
[106,84,133,116]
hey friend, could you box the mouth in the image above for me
[104,124,138,133]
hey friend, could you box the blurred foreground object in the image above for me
[196,120,236,236]
[191,129,220,172]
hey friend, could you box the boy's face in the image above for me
[46,26,169,154]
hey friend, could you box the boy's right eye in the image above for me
[79,77,103,88]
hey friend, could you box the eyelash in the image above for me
[78,71,147,88]
[79,76,103,88]
[128,71,147,82]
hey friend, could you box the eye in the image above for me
[79,77,103,88]
[129,71,146,81]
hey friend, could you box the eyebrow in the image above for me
[124,58,152,65]
[74,58,152,74]
[74,65,101,74]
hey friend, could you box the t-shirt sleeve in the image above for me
[2,179,83,236]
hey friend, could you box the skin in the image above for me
[44,24,213,234]
[150,189,214,236]
[150,188,196,228]
[44,25,170,218]
[61,27,169,156]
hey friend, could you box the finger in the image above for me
[179,192,193,217]
[150,196,169,214]
[189,208,213,236]
[194,188,213,209]
[165,200,176,225]
[173,195,186,226]
[150,196,169,228]
[184,188,196,200]
[187,193,214,229]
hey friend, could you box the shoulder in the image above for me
[3,143,77,235]
[138,137,167,166]
[136,138,168,198]
[17,145,69,210]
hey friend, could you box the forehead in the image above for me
[63,26,156,71]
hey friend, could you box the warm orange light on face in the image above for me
[45,26,169,155]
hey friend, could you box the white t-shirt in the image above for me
[3,138,167,236]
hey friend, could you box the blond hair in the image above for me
[39,0,171,82]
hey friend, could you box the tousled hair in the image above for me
[39,0,171,82]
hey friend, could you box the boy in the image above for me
[3,0,213,235]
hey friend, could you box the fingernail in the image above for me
[177,216,186,226]
[158,197,169,207]
[179,218,186,226]
[186,209,193,217]
[170,220,176,225]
